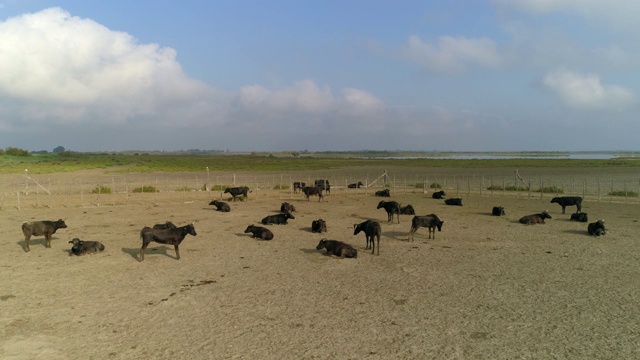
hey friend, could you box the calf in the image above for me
[399,204,415,215]
[348,181,364,188]
[209,200,231,212]
[550,196,583,214]
[302,186,323,202]
[570,212,589,222]
[139,223,197,261]
[280,202,296,213]
[588,220,606,236]
[353,220,381,255]
[432,190,446,199]
[316,239,358,258]
[261,212,295,225]
[293,182,306,194]
[377,200,401,223]
[375,189,390,197]
[519,211,552,224]
[69,238,105,256]
[224,186,250,201]
[445,198,463,206]
[311,219,327,233]
[408,214,444,241]
[21,219,68,252]
[492,206,506,216]
[244,225,274,240]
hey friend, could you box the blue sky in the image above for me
[0,1,638,152]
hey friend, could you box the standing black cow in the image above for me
[570,212,588,222]
[209,200,231,212]
[224,186,251,201]
[21,219,68,252]
[311,219,327,233]
[445,198,463,206]
[316,239,357,258]
[377,200,401,223]
[375,189,390,197]
[139,223,197,261]
[550,196,583,214]
[492,206,506,216]
[293,182,306,194]
[408,214,444,241]
[432,190,446,199]
[353,220,381,255]
[587,220,606,236]
[314,180,330,194]
[302,186,323,202]
[244,225,274,240]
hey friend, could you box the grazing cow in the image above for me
[224,186,250,201]
[587,219,606,236]
[302,186,324,202]
[375,189,390,197]
[399,204,415,215]
[348,182,364,188]
[21,219,68,252]
[311,219,327,233]
[314,179,330,194]
[209,200,231,212]
[139,223,197,261]
[293,182,306,194]
[492,206,506,216]
[519,211,552,224]
[69,238,105,256]
[153,221,176,230]
[316,239,358,258]
[445,198,463,206]
[377,200,401,223]
[280,202,296,213]
[432,190,446,199]
[551,196,583,214]
[408,214,444,241]
[244,225,274,240]
[570,212,589,222]
[261,212,295,225]
[353,220,381,255]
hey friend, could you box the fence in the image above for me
[1,169,639,210]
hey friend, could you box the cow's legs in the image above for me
[139,241,150,261]
[45,234,52,248]
[174,245,180,260]
[24,235,31,252]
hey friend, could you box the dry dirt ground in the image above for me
[1,169,640,360]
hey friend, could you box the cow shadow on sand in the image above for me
[16,236,63,252]
[121,246,176,261]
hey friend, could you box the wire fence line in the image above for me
[1,170,639,211]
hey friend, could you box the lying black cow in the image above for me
[519,211,552,224]
[153,221,176,230]
[353,219,381,255]
[570,212,588,222]
[445,198,463,206]
[69,238,105,256]
[408,214,444,241]
[293,182,306,194]
[244,225,274,240]
[21,219,68,252]
[139,223,197,261]
[492,206,506,216]
[432,190,446,199]
[302,186,323,202]
[551,196,582,214]
[399,204,415,215]
[261,212,295,225]
[348,182,364,188]
[224,186,250,201]
[375,189,390,197]
[209,200,231,212]
[316,239,357,258]
[311,219,327,233]
[588,220,606,236]
[377,200,401,223]
[280,202,296,213]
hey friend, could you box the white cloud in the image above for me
[542,70,635,109]
[403,35,502,74]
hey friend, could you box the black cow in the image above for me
[445,198,463,206]
[224,186,250,201]
[587,219,606,236]
[377,200,401,223]
[348,182,364,188]
[139,223,197,261]
[375,189,390,197]
[408,214,444,241]
[316,239,358,258]
[314,179,330,194]
[353,220,381,255]
[519,211,552,224]
[551,196,583,214]
[153,221,176,230]
[302,186,323,202]
[311,219,327,233]
[280,202,296,213]
[261,212,295,225]
[69,238,105,256]
[244,225,274,240]
[570,212,588,222]
[492,206,506,216]
[21,219,68,252]
[209,200,231,212]
[399,204,415,215]
[432,190,446,199]
[293,182,306,194]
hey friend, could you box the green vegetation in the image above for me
[608,190,639,197]
[486,184,565,193]
[429,182,442,189]
[132,185,158,193]
[176,186,195,192]
[91,185,112,194]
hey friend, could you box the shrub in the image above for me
[413,182,424,188]
[609,190,639,197]
[536,186,564,194]
[91,185,112,194]
[176,186,195,192]
[486,185,521,191]
[132,185,158,193]
[429,182,442,189]
[5,147,31,156]
[210,185,227,191]
[273,184,290,190]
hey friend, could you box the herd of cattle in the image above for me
[19,181,608,260]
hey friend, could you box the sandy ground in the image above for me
[1,169,640,360]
